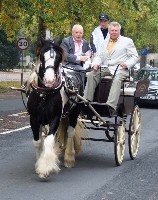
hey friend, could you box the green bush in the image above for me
[0,81,21,92]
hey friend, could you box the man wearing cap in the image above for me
[90,14,110,55]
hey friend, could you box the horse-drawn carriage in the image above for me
[11,39,149,179]
[63,65,149,166]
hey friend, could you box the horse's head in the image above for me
[38,39,64,88]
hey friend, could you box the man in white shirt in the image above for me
[90,14,110,55]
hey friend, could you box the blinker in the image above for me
[50,47,54,58]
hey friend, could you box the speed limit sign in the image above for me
[17,37,30,50]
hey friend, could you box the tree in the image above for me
[0,30,19,70]
[0,0,158,53]
[0,0,2,12]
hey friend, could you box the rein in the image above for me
[20,70,28,111]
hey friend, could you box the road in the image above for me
[0,70,30,82]
[0,95,158,200]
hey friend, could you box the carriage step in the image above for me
[80,118,104,125]
[81,137,113,142]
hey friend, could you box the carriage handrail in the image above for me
[62,65,91,73]
[62,64,121,75]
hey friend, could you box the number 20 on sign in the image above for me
[17,37,30,50]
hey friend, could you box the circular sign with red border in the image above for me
[17,37,30,50]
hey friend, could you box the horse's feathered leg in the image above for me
[30,116,43,160]
[33,125,49,160]
[35,134,60,178]
[35,116,61,178]
[64,126,76,168]
[33,138,43,160]
[64,106,82,168]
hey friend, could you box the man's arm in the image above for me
[61,38,80,64]
[90,41,107,71]
[123,39,139,70]
[61,38,91,64]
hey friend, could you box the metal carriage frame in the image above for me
[65,66,150,166]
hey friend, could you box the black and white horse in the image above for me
[27,39,83,178]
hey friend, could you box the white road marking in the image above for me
[0,125,31,135]
[8,112,28,117]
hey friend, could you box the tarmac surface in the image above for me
[0,70,30,82]
[0,71,29,132]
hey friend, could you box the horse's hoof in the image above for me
[35,168,49,179]
[37,172,49,179]
[64,161,75,168]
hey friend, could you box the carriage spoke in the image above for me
[114,121,126,166]
[128,105,141,159]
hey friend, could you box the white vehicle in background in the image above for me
[133,63,153,73]
[133,63,140,73]
[134,67,158,105]
[131,63,153,77]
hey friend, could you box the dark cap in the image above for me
[99,14,109,21]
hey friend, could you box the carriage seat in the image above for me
[93,75,149,103]
[120,87,136,96]
[93,74,132,103]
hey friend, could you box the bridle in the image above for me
[30,44,63,94]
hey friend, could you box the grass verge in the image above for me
[0,81,21,93]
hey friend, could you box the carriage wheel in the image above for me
[128,105,141,160]
[114,120,126,166]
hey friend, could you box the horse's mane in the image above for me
[37,39,64,61]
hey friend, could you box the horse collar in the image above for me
[30,79,63,95]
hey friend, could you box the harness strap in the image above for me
[30,80,63,94]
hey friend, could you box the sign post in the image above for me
[140,48,148,69]
[16,37,30,85]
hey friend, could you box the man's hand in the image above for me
[120,63,127,69]
[92,64,99,72]
[85,50,91,57]
[93,53,96,57]
[80,55,90,62]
